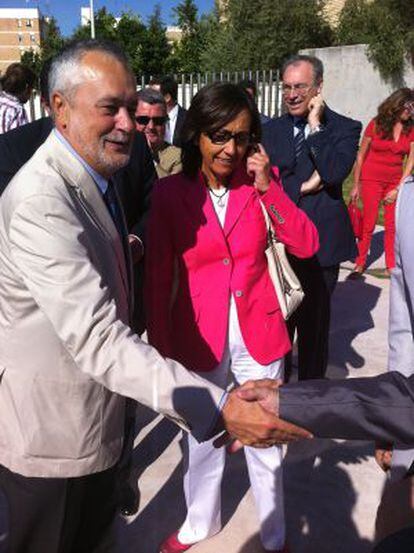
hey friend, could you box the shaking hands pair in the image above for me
[219,379,313,451]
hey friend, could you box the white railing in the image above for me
[28,69,282,121]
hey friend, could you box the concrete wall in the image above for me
[300,44,414,131]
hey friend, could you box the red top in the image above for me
[361,118,414,183]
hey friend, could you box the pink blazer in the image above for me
[145,166,319,372]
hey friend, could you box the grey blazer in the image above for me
[0,133,223,478]
[388,176,414,471]
[279,178,414,471]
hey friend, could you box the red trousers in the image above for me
[355,179,397,269]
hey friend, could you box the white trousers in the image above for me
[178,298,285,550]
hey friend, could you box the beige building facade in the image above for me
[0,8,42,74]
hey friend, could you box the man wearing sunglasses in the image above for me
[135,88,182,178]
[263,54,362,382]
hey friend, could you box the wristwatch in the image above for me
[309,124,324,135]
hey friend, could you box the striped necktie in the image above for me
[103,179,125,240]
[294,119,307,161]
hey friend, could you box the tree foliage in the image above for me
[115,12,146,76]
[171,0,205,73]
[201,0,333,71]
[336,0,414,80]
[20,16,65,87]
[21,0,414,81]
[139,5,173,76]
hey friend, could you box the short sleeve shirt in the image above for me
[361,118,414,183]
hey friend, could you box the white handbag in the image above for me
[260,201,304,320]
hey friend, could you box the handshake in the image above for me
[218,379,313,451]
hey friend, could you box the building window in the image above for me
[30,34,36,43]
[26,19,32,27]
[17,19,22,28]
[18,34,23,44]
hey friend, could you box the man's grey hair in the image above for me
[137,87,166,109]
[48,39,133,105]
[281,54,324,85]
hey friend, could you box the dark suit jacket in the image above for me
[0,116,53,194]
[0,117,156,332]
[263,107,362,267]
[280,371,414,447]
[172,105,187,147]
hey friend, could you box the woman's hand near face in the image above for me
[246,143,271,194]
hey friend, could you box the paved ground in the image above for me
[0,229,396,553]
[116,229,395,553]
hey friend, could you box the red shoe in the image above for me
[159,531,196,553]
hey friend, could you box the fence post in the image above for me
[267,69,273,118]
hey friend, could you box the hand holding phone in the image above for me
[246,143,271,194]
[307,92,325,128]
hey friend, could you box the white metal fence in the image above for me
[28,69,282,121]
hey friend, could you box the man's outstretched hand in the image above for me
[218,379,312,451]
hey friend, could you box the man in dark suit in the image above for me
[149,75,187,147]
[263,54,361,381]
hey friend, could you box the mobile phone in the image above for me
[247,142,259,156]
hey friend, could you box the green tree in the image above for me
[21,17,65,87]
[71,7,117,41]
[115,12,147,76]
[336,0,411,80]
[201,0,333,71]
[20,49,42,79]
[139,4,173,76]
[171,0,204,72]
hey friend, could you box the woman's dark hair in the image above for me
[181,82,262,178]
[375,88,414,139]
[0,63,36,98]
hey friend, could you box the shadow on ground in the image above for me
[239,440,373,553]
[329,278,382,378]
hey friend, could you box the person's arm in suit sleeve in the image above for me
[259,168,320,258]
[278,371,414,445]
[8,190,222,440]
[144,180,175,358]
[0,136,16,195]
[306,117,362,189]
[388,183,414,375]
[386,180,414,472]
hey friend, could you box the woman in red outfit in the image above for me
[350,89,414,278]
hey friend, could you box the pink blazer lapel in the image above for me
[223,165,256,237]
[181,173,228,249]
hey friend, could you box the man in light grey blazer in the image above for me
[0,40,309,553]
[382,174,414,474]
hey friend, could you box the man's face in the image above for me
[282,61,321,118]
[135,101,167,151]
[53,51,137,178]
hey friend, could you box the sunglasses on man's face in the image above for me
[135,115,168,126]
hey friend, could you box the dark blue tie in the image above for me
[103,179,125,239]
[294,119,307,161]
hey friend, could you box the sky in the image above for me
[0,0,216,36]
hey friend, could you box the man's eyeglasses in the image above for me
[205,130,252,147]
[135,115,168,126]
[281,83,313,96]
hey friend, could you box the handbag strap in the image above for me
[259,200,277,242]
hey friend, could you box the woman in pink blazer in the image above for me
[146,83,319,553]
